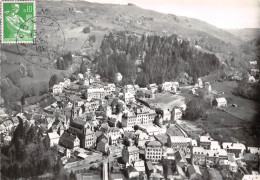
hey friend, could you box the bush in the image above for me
[83,27,90,33]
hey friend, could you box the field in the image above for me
[190,81,260,146]
[140,92,186,110]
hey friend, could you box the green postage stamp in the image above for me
[1,0,36,43]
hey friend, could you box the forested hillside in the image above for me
[95,32,220,86]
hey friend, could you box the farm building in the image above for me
[212,97,227,107]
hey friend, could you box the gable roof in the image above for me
[48,132,60,139]
[187,165,202,177]
[60,132,78,142]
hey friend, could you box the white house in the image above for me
[46,132,60,147]
[171,108,182,121]
[53,84,63,94]
[248,76,256,83]
[78,73,84,80]
[197,78,203,88]
[147,84,158,93]
[212,97,227,107]
[124,92,135,104]
[125,84,135,94]
[162,82,173,92]
[64,78,71,88]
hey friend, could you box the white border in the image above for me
[1,0,36,44]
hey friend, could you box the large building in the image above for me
[59,132,80,149]
[192,147,206,165]
[121,107,156,128]
[168,135,188,153]
[145,141,163,164]
[122,146,140,165]
[83,129,96,149]
[85,88,105,101]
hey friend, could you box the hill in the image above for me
[1,1,258,110]
[226,28,260,41]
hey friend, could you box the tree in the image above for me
[69,171,77,180]
[184,99,207,120]
[83,27,90,33]
[80,60,87,74]
[49,74,58,88]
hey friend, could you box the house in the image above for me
[124,92,135,104]
[97,139,109,153]
[248,76,256,83]
[168,135,188,153]
[171,108,182,121]
[205,150,219,167]
[122,111,136,128]
[77,73,84,80]
[107,127,121,139]
[83,129,96,149]
[134,160,145,172]
[229,161,238,172]
[53,84,63,94]
[145,141,163,164]
[162,82,173,92]
[219,159,230,170]
[192,147,206,165]
[197,78,203,88]
[136,107,156,125]
[222,142,246,158]
[212,97,227,107]
[59,132,80,149]
[249,61,257,66]
[0,124,6,134]
[3,120,14,132]
[126,166,139,179]
[136,131,150,148]
[124,84,135,94]
[187,165,203,180]
[85,88,105,101]
[40,116,55,132]
[45,132,60,147]
[64,78,71,88]
[210,141,221,150]
[109,135,118,145]
[147,83,158,93]
[122,146,140,164]
[200,135,213,149]
[250,68,260,76]
[242,153,259,169]
[11,117,19,127]
[247,147,260,156]
[163,110,171,121]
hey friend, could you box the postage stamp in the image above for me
[1,0,36,43]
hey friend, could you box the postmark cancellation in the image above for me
[1,0,36,44]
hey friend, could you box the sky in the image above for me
[85,0,260,29]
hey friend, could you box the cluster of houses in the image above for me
[0,70,259,180]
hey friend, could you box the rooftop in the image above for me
[146,140,162,147]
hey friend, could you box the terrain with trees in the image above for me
[95,32,220,87]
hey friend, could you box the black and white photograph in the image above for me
[0,0,259,179]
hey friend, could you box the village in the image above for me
[0,63,259,180]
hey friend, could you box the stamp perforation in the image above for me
[1,0,36,44]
